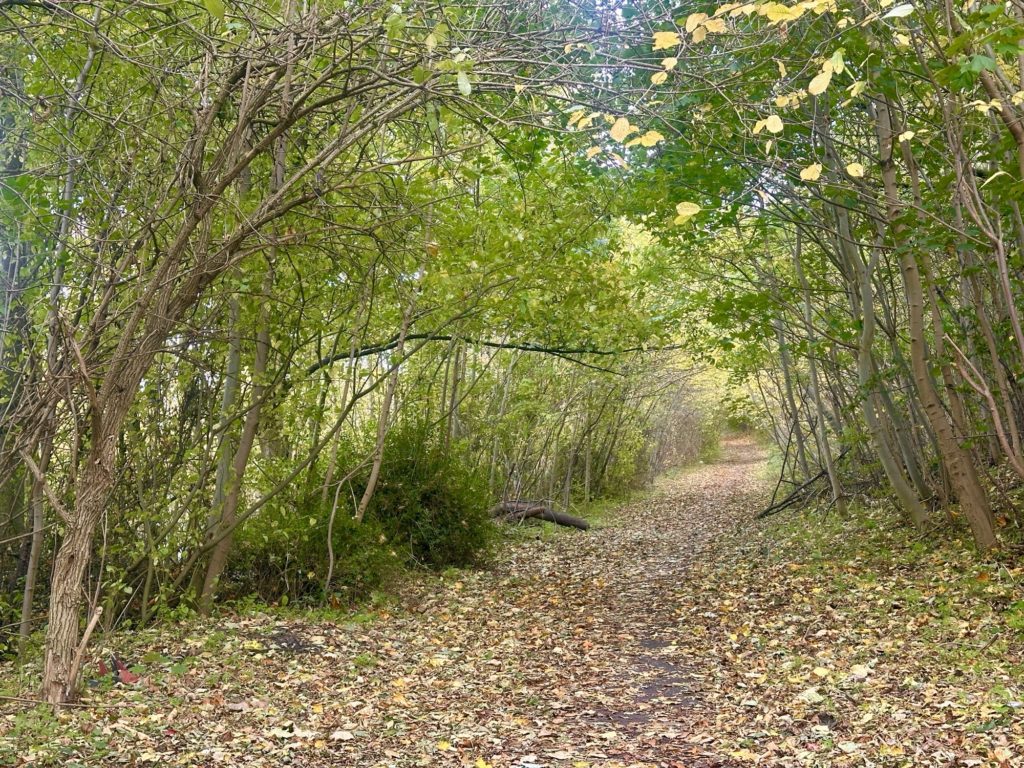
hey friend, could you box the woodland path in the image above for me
[360,434,767,768]
[12,439,769,767]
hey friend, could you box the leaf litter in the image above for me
[3,436,1021,767]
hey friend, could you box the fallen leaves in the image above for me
[3,437,1021,767]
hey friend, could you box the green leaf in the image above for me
[385,12,405,40]
[203,0,225,20]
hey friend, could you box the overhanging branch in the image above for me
[305,332,683,376]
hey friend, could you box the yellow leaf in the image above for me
[800,163,823,181]
[475,760,492,768]
[585,146,602,159]
[829,50,845,74]
[765,114,784,133]
[897,130,915,142]
[577,111,599,129]
[652,30,681,50]
[685,12,708,32]
[692,26,708,43]
[639,130,665,147]
[609,117,634,142]
[651,71,668,85]
[808,68,832,96]
[730,749,758,761]
[673,201,702,225]
[567,109,585,127]
[848,80,867,97]
[879,744,905,756]
[777,60,787,77]
[662,56,678,70]
[846,162,865,177]
[514,83,526,94]
[704,18,727,33]
[761,2,806,22]
[437,741,452,751]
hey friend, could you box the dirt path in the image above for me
[307,435,769,767]
[8,438,769,768]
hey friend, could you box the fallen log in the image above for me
[489,501,590,531]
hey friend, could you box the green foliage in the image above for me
[366,424,494,569]
[228,490,401,605]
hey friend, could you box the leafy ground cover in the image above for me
[2,436,1022,767]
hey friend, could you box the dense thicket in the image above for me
[635,0,1024,556]
[4,0,1024,706]
[0,0,716,703]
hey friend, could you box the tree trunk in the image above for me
[793,234,846,514]
[41,439,114,704]
[875,96,996,550]
[199,292,271,613]
[774,318,811,478]
[355,304,412,522]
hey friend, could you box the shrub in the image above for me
[223,424,492,605]
[365,425,493,569]
[227,489,401,605]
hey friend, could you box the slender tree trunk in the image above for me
[42,433,115,703]
[793,235,846,513]
[875,96,996,550]
[199,289,271,613]
[774,318,811,477]
[355,304,412,523]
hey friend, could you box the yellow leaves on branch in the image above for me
[808,68,832,96]
[687,11,728,43]
[800,163,822,181]
[609,117,636,142]
[846,162,865,177]
[597,116,664,152]
[673,201,702,225]
[662,56,679,70]
[686,12,708,31]
[808,52,844,96]
[567,110,600,130]
[652,30,681,50]
[753,114,784,134]
[651,71,669,85]
[755,0,836,23]
[626,130,665,148]
[774,92,803,108]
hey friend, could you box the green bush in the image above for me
[223,425,492,605]
[227,490,401,605]
[366,425,493,569]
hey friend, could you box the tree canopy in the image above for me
[3,0,1024,706]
